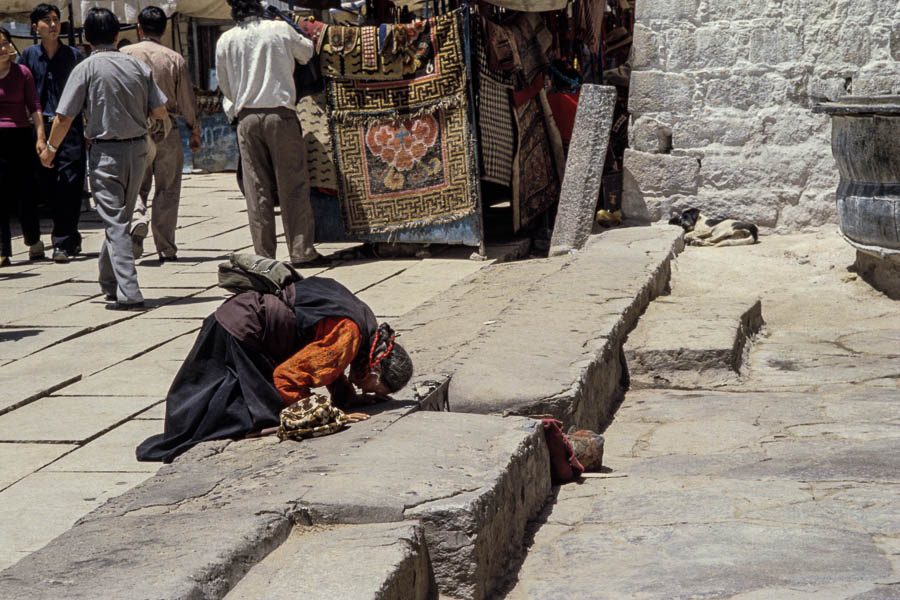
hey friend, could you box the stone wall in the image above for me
[623,0,900,231]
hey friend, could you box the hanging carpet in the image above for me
[328,9,478,235]
[511,76,566,232]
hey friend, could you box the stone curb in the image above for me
[626,296,764,389]
[0,411,549,600]
[440,225,685,429]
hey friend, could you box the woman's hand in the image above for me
[345,412,370,423]
[36,138,47,156]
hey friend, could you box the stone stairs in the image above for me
[625,296,764,389]
[0,225,685,600]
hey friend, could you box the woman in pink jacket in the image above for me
[0,26,46,266]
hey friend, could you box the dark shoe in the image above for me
[103,293,117,301]
[28,240,45,260]
[0,256,10,267]
[105,301,146,311]
[53,248,70,263]
[158,255,178,264]
[292,254,334,269]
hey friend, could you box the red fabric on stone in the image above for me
[542,418,584,483]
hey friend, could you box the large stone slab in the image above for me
[0,471,151,555]
[0,443,76,490]
[549,85,617,256]
[625,295,764,388]
[0,410,550,600]
[0,395,160,442]
[448,226,684,429]
[225,522,436,600]
[0,318,198,414]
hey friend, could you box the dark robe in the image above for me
[136,277,379,463]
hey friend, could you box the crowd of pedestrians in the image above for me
[0,4,201,310]
[1,0,325,310]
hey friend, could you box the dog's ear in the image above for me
[668,214,682,226]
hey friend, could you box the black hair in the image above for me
[83,7,119,46]
[138,6,167,37]
[0,26,11,44]
[227,0,264,22]
[380,342,413,393]
[30,3,60,26]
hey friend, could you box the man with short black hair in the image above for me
[122,5,201,263]
[19,3,85,263]
[216,0,329,268]
[39,7,168,310]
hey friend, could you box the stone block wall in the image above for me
[624,0,900,231]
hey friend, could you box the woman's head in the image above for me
[0,27,15,63]
[351,323,414,395]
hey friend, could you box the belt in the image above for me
[93,136,146,144]
[236,106,296,121]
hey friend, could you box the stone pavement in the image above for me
[0,173,514,572]
[504,228,900,599]
[0,202,688,598]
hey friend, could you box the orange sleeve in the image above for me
[273,317,362,406]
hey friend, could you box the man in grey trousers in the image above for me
[40,7,167,309]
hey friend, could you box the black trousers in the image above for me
[35,117,86,254]
[0,127,41,257]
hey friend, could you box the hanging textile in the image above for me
[328,9,477,235]
[511,77,566,232]
[296,91,338,190]
[473,18,516,186]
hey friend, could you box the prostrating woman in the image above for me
[137,276,413,463]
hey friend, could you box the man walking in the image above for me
[121,6,201,263]
[40,7,167,310]
[216,0,330,268]
[19,3,85,263]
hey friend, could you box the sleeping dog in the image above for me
[668,208,759,247]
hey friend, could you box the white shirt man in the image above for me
[215,4,329,267]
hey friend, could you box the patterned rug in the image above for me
[511,82,566,232]
[296,92,338,190]
[328,9,477,235]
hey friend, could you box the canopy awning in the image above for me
[0,0,231,25]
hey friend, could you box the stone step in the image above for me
[398,225,684,430]
[625,296,764,389]
[225,522,436,600]
[0,410,549,600]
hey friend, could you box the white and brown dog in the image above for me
[668,208,759,247]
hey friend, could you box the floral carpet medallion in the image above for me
[329,9,477,234]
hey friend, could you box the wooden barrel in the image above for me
[813,96,900,253]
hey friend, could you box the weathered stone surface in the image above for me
[623,149,700,196]
[628,71,696,115]
[627,0,899,231]
[506,229,900,599]
[449,226,684,430]
[625,296,764,388]
[225,523,436,600]
[0,411,550,600]
[549,84,617,256]
[855,250,900,299]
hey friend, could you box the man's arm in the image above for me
[214,42,235,121]
[289,25,315,65]
[150,104,167,120]
[175,58,201,152]
[39,114,73,168]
